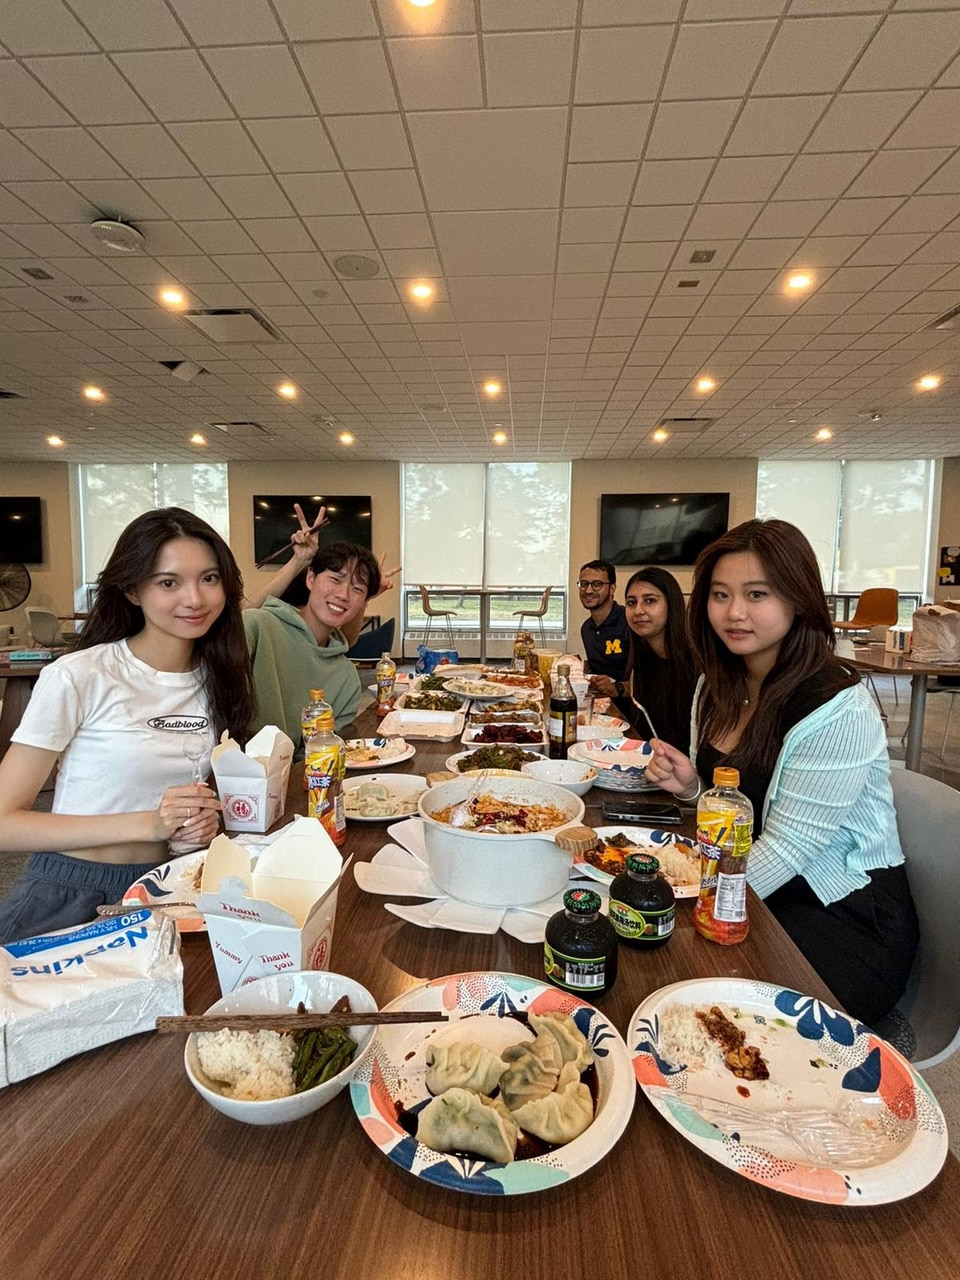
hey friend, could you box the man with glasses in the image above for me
[578,560,631,701]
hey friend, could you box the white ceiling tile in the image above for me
[844,13,960,91]
[749,199,833,237]
[154,254,229,284]
[433,211,559,275]
[91,125,198,179]
[687,202,763,239]
[622,205,693,241]
[349,169,424,215]
[613,242,674,271]
[112,51,233,122]
[793,235,866,267]
[480,0,578,30]
[325,115,413,169]
[582,1,681,26]
[725,95,830,156]
[457,321,548,354]
[277,172,358,217]
[208,175,295,218]
[240,281,301,306]
[752,16,882,95]
[880,192,959,233]
[169,122,267,177]
[71,179,167,221]
[939,50,960,87]
[647,100,740,159]
[6,180,95,222]
[805,90,919,153]
[887,89,960,148]
[276,0,380,39]
[181,220,260,255]
[139,178,233,220]
[704,155,791,203]
[776,152,870,200]
[575,25,673,103]
[633,159,712,205]
[294,40,398,115]
[7,222,88,255]
[665,21,777,100]
[558,242,617,272]
[381,247,443,278]
[909,229,960,264]
[811,196,903,236]
[165,0,285,44]
[0,187,43,222]
[387,36,482,110]
[379,0,477,36]
[408,108,566,211]
[729,237,803,269]
[24,55,153,125]
[568,104,654,163]
[564,162,636,207]
[68,0,189,51]
[303,215,376,251]
[0,133,57,180]
[686,0,785,15]
[847,148,954,198]
[846,233,928,265]
[204,46,314,119]
[448,276,553,322]
[267,252,334,280]
[483,31,575,107]
[562,206,627,241]
[210,254,279,283]
[246,118,340,174]
[0,0,96,55]
[366,213,432,248]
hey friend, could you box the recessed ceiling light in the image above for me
[815,427,833,441]
[492,430,508,445]
[47,434,64,447]
[483,380,502,396]
[83,385,104,401]
[277,382,298,398]
[694,377,716,393]
[918,374,941,391]
[409,0,435,6]
[190,433,206,446]
[160,287,185,308]
[410,282,433,300]
[338,431,355,445]
[652,428,669,443]
[787,272,813,291]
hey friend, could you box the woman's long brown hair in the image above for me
[624,565,699,713]
[77,507,257,743]
[688,519,857,776]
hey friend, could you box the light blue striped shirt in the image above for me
[691,680,903,906]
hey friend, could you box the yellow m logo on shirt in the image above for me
[605,639,623,656]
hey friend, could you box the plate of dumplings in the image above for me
[349,970,635,1195]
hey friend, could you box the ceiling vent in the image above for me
[211,421,269,436]
[333,254,380,280]
[63,294,90,305]
[181,309,280,343]
[690,249,716,264]
[927,303,960,331]
[658,417,715,432]
[22,266,54,280]
[677,279,700,288]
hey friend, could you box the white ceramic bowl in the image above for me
[417,774,585,908]
[521,757,598,796]
[185,970,377,1125]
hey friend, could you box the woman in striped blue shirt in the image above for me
[646,518,918,1026]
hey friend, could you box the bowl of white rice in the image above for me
[184,970,378,1125]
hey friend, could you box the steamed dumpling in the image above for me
[528,1011,595,1072]
[499,1034,562,1110]
[425,1041,503,1097]
[417,1087,519,1164]
[510,1061,594,1145]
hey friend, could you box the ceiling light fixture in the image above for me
[652,428,669,443]
[338,431,355,445]
[47,434,65,447]
[190,433,207,446]
[492,430,508,445]
[277,382,298,399]
[787,272,813,291]
[90,218,145,253]
[483,380,502,396]
[694,377,716,393]
[83,385,104,401]
[409,0,435,7]
[815,427,833,441]
[410,282,433,300]
[160,288,185,308]
[918,374,941,391]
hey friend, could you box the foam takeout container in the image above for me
[196,817,342,995]
[211,724,293,833]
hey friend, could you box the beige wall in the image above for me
[0,463,75,643]
[934,455,960,602]
[228,460,402,631]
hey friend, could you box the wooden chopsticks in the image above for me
[156,1010,449,1034]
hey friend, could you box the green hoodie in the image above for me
[243,597,362,755]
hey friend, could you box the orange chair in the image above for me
[416,584,457,650]
[833,588,898,632]
[513,586,552,646]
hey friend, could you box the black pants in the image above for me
[765,865,919,1027]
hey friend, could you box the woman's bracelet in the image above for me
[676,779,703,804]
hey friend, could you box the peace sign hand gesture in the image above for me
[289,502,329,567]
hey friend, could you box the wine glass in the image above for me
[182,732,206,783]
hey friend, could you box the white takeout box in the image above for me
[196,817,342,995]
[885,627,912,654]
[211,724,293,833]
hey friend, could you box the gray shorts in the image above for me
[0,852,162,947]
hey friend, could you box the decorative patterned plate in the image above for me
[568,738,656,792]
[573,826,700,897]
[122,851,207,933]
[350,971,635,1196]
[344,737,416,770]
[628,977,948,1205]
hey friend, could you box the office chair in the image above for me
[347,617,396,665]
[513,586,552,646]
[833,588,899,632]
[416,585,457,650]
[24,607,66,648]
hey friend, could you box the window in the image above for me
[78,463,229,586]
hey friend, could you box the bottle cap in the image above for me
[380,652,391,660]
[625,852,659,876]
[713,766,740,787]
[309,688,325,701]
[563,888,601,915]
[557,663,571,676]
[315,710,336,731]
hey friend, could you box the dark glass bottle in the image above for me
[544,888,618,996]
[548,662,578,760]
[609,852,675,948]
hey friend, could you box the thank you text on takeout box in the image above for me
[210,724,293,833]
[196,817,342,995]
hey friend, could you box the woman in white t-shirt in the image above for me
[0,507,256,944]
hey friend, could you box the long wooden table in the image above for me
[1,701,957,1280]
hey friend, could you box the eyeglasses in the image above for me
[577,579,611,591]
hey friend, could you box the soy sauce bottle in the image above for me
[548,663,578,760]
[544,888,618,996]
[609,852,675,948]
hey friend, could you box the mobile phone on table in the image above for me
[601,796,684,825]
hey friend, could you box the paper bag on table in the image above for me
[911,606,960,664]
[211,724,293,832]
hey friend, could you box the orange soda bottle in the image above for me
[693,766,754,945]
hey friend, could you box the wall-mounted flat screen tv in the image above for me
[253,495,373,604]
[0,496,43,564]
[600,492,730,567]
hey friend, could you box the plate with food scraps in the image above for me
[573,826,700,897]
[629,977,947,1205]
[366,672,415,694]
[350,970,635,1196]
[344,774,428,822]
[443,678,521,700]
[122,850,208,932]
[344,737,416,770]
[446,746,543,774]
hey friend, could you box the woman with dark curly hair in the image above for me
[0,507,256,944]
[621,566,699,754]
[645,519,917,1025]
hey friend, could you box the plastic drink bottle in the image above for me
[694,766,754,944]
[548,662,578,760]
[300,688,332,789]
[304,709,346,846]
[375,651,397,716]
